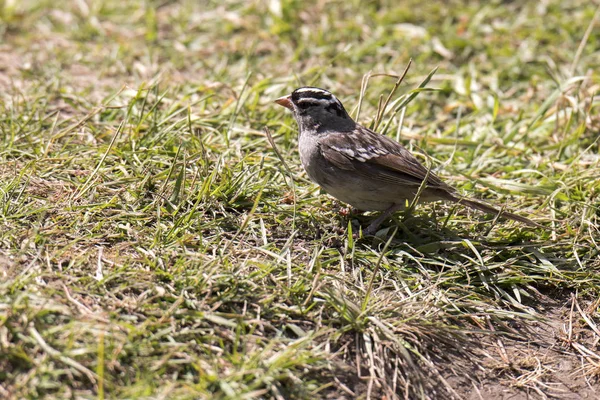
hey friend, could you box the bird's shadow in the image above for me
[348,208,549,255]
[343,208,586,292]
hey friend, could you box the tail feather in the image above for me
[446,195,541,228]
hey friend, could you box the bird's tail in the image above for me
[446,194,541,227]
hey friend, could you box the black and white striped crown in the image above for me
[291,87,348,117]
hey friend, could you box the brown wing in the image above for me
[319,125,454,191]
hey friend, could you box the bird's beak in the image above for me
[274,95,293,110]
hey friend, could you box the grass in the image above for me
[1,0,599,399]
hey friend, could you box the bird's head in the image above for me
[275,87,354,132]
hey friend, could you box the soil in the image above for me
[446,294,600,400]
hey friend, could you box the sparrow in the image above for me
[275,86,538,234]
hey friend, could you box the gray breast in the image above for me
[298,132,329,184]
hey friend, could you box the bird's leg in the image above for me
[364,203,405,235]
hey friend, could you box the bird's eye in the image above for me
[325,102,345,117]
[296,99,322,109]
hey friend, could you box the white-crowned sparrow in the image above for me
[275,87,538,234]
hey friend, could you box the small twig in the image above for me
[29,326,98,384]
[373,59,412,131]
[72,121,125,201]
[574,294,600,338]
[567,293,576,345]
[404,154,434,220]
[570,4,600,76]
[264,127,294,180]
[362,227,397,313]
[95,246,104,281]
[487,316,510,364]
[264,126,297,230]
[357,70,373,121]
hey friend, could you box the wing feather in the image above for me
[318,126,453,191]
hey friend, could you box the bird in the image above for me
[274,86,538,235]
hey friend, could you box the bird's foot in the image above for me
[338,206,362,217]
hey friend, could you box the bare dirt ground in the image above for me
[447,293,600,399]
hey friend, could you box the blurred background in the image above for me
[2,0,598,132]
